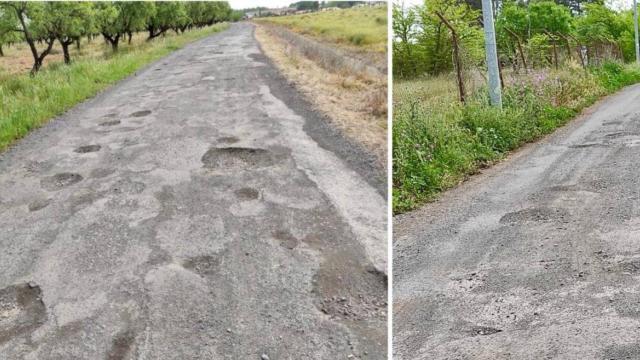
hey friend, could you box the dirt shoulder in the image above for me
[253,22,387,171]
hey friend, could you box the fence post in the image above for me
[635,0,639,63]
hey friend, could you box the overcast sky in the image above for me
[228,0,293,9]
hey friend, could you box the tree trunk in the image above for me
[103,33,120,51]
[567,34,585,70]
[32,58,43,73]
[75,37,81,50]
[0,44,3,57]
[563,36,573,61]
[498,57,505,90]
[128,31,133,44]
[61,41,70,64]
[147,27,166,41]
[505,27,527,73]
[436,12,465,104]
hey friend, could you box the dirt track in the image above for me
[0,23,387,359]
[394,84,640,359]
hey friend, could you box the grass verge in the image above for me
[0,23,228,152]
[255,23,387,168]
[393,62,640,213]
[256,6,387,54]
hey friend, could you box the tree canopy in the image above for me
[0,1,235,73]
[393,0,639,78]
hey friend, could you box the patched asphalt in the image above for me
[394,84,640,359]
[0,23,387,359]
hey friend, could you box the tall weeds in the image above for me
[393,62,640,213]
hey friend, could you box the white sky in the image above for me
[228,0,294,9]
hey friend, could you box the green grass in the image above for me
[257,6,387,53]
[0,23,228,152]
[393,62,640,213]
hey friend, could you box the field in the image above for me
[0,31,191,76]
[393,63,640,213]
[257,6,387,53]
[0,24,228,152]
[254,6,388,168]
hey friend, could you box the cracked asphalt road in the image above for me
[393,84,640,359]
[0,23,387,359]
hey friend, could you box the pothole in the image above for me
[499,207,567,224]
[110,179,146,195]
[603,343,640,360]
[41,173,83,191]
[28,199,51,212]
[0,283,47,345]
[217,136,240,144]
[619,259,640,274]
[469,326,502,336]
[201,147,277,170]
[183,255,221,276]
[146,248,172,267]
[605,132,629,139]
[90,168,115,179]
[74,145,101,153]
[273,230,298,250]
[314,249,387,322]
[235,187,260,200]
[99,120,121,127]
[106,329,135,360]
[130,110,151,117]
[546,185,578,192]
[569,143,606,149]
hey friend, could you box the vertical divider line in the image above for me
[387,0,394,359]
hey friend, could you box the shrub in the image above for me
[393,62,640,213]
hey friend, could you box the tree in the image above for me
[1,2,56,74]
[291,2,320,11]
[96,2,121,51]
[186,2,231,28]
[147,2,188,40]
[205,2,232,25]
[118,1,154,44]
[229,10,244,22]
[529,1,573,68]
[96,1,153,51]
[0,6,19,57]
[496,2,530,72]
[575,3,627,64]
[392,2,418,77]
[43,2,94,64]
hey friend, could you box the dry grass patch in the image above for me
[256,6,387,54]
[254,24,387,168]
[1,31,183,75]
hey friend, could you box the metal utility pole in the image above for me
[481,0,502,108]
[635,0,639,64]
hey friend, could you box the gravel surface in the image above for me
[393,84,640,359]
[0,23,387,359]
